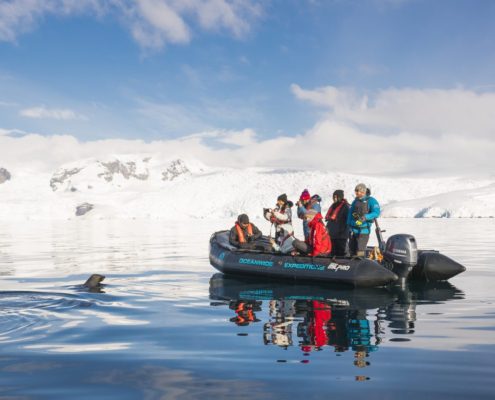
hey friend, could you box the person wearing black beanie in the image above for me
[229,214,263,249]
[325,190,350,256]
[264,193,295,253]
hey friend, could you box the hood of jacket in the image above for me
[308,212,324,228]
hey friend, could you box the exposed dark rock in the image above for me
[76,202,94,216]
[0,168,11,184]
[162,159,190,181]
[97,160,149,182]
[50,168,82,191]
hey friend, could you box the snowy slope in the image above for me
[382,183,495,218]
[0,155,493,220]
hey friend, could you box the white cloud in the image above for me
[178,0,263,38]
[214,128,257,146]
[0,0,263,49]
[134,96,260,135]
[0,0,105,43]
[0,100,18,107]
[291,84,495,138]
[2,84,494,177]
[19,106,85,120]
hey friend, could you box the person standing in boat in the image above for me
[229,214,263,250]
[347,183,381,258]
[265,193,295,254]
[297,189,322,241]
[325,189,350,257]
[292,209,332,257]
[265,193,293,228]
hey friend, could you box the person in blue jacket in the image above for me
[347,183,380,257]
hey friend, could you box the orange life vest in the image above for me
[235,222,253,244]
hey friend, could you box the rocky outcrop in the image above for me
[50,158,151,192]
[162,159,190,181]
[50,167,82,191]
[0,168,11,184]
[76,203,94,216]
[97,160,149,182]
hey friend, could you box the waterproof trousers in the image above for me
[331,239,348,257]
[349,233,369,257]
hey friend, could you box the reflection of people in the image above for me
[305,301,331,349]
[229,214,263,250]
[293,210,331,256]
[347,183,381,257]
[229,301,261,326]
[325,190,350,257]
[347,309,378,353]
[264,300,296,348]
[327,308,350,352]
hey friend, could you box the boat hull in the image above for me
[210,231,398,288]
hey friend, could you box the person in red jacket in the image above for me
[292,210,332,256]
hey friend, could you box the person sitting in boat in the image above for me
[265,193,295,254]
[229,214,263,250]
[297,189,322,241]
[269,223,295,254]
[292,210,332,257]
[325,189,350,257]
[347,183,381,258]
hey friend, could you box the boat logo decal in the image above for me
[327,262,351,271]
[239,258,273,267]
[239,289,273,299]
[283,262,325,271]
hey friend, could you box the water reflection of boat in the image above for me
[209,273,464,361]
[383,282,465,336]
[209,273,396,309]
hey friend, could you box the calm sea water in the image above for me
[0,218,494,399]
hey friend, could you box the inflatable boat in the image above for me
[209,230,465,288]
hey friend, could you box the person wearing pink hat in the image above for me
[296,189,322,240]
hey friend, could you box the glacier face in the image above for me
[0,155,493,220]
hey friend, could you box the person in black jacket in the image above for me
[325,190,350,257]
[229,214,263,250]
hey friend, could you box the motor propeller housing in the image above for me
[383,234,418,285]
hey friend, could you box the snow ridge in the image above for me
[0,155,493,220]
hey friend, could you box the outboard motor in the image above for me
[383,234,418,287]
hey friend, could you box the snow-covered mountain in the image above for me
[0,155,493,220]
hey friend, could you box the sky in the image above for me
[1,0,495,176]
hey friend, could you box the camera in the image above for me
[352,212,361,220]
[263,208,273,221]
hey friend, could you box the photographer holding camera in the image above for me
[264,194,295,254]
